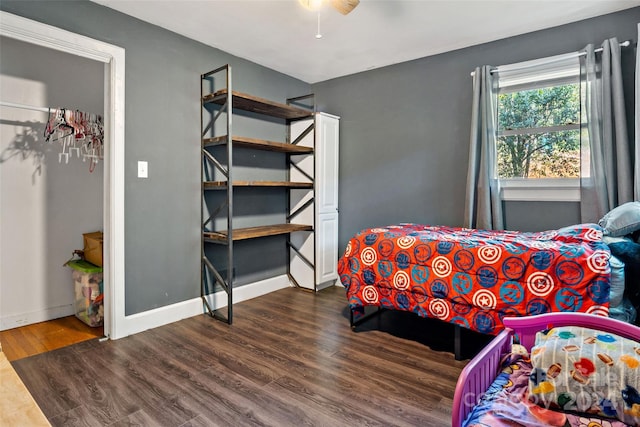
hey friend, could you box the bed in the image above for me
[452,312,640,426]
[338,223,613,358]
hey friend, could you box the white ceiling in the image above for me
[92,0,640,83]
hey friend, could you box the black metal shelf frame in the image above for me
[200,65,316,324]
[201,65,234,323]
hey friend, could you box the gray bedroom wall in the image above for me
[313,7,640,251]
[3,2,638,317]
[0,1,311,315]
[504,202,582,233]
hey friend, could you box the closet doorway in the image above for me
[0,36,105,359]
[0,11,126,358]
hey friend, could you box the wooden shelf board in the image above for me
[204,224,313,242]
[204,181,313,189]
[203,135,313,154]
[202,89,313,119]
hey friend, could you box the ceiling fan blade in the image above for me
[330,0,359,15]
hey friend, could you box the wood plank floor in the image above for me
[12,286,492,426]
[0,350,50,426]
[0,316,104,362]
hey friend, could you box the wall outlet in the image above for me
[137,161,148,178]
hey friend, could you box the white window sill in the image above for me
[500,178,580,202]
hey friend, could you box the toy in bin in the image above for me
[66,259,104,327]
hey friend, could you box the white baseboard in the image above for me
[114,274,291,339]
[0,304,75,331]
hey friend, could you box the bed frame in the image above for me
[350,307,466,360]
[451,312,640,427]
[341,223,613,363]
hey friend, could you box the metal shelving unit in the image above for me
[200,64,315,323]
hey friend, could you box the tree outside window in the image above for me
[497,83,580,179]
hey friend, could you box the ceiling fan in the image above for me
[298,0,360,15]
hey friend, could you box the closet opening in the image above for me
[0,11,126,360]
[0,36,105,360]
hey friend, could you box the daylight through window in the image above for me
[497,61,581,180]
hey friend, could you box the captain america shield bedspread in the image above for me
[337,223,611,335]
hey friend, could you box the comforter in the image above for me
[338,223,611,335]
[463,352,630,426]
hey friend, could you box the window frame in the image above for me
[495,55,581,202]
[500,177,580,202]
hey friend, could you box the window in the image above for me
[495,54,581,201]
[498,84,580,179]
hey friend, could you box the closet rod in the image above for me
[470,40,632,77]
[0,101,51,113]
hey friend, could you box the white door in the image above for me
[316,212,339,286]
[316,113,339,214]
[315,113,340,288]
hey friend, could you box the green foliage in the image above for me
[497,84,580,178]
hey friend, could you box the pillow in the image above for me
[609,241,640,309]
[609,254,626,308]
[529,326,640,426]
[599,202,640,237]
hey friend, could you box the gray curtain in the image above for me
[464,65,504,230]
[580,38,631,223]
[635,24,640,200]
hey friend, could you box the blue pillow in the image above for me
[609,254,625,307]
[599,202,640,237]
[608,240,640,309]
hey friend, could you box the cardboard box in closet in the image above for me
[83,231,103,267]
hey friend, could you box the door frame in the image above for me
[0,11,126,339]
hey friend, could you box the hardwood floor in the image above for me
[12,286,491,426]
[0,351,50,426]
[0,316,104,362]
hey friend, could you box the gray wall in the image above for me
[1,1,311,315]
[3,1,638,316]
[504,202,582,233]
[312,7,640,251]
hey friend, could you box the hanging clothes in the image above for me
[44,108,104,172]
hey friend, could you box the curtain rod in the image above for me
[470,39,633,77]
[0,100,51,113]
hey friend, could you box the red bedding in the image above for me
[338,223,611,335]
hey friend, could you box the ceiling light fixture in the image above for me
[299,0,323,11]
[315,12,322,39]
[300,0,359,39]
[299,0,360,15]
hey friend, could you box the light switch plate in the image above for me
[138,161,148,178]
